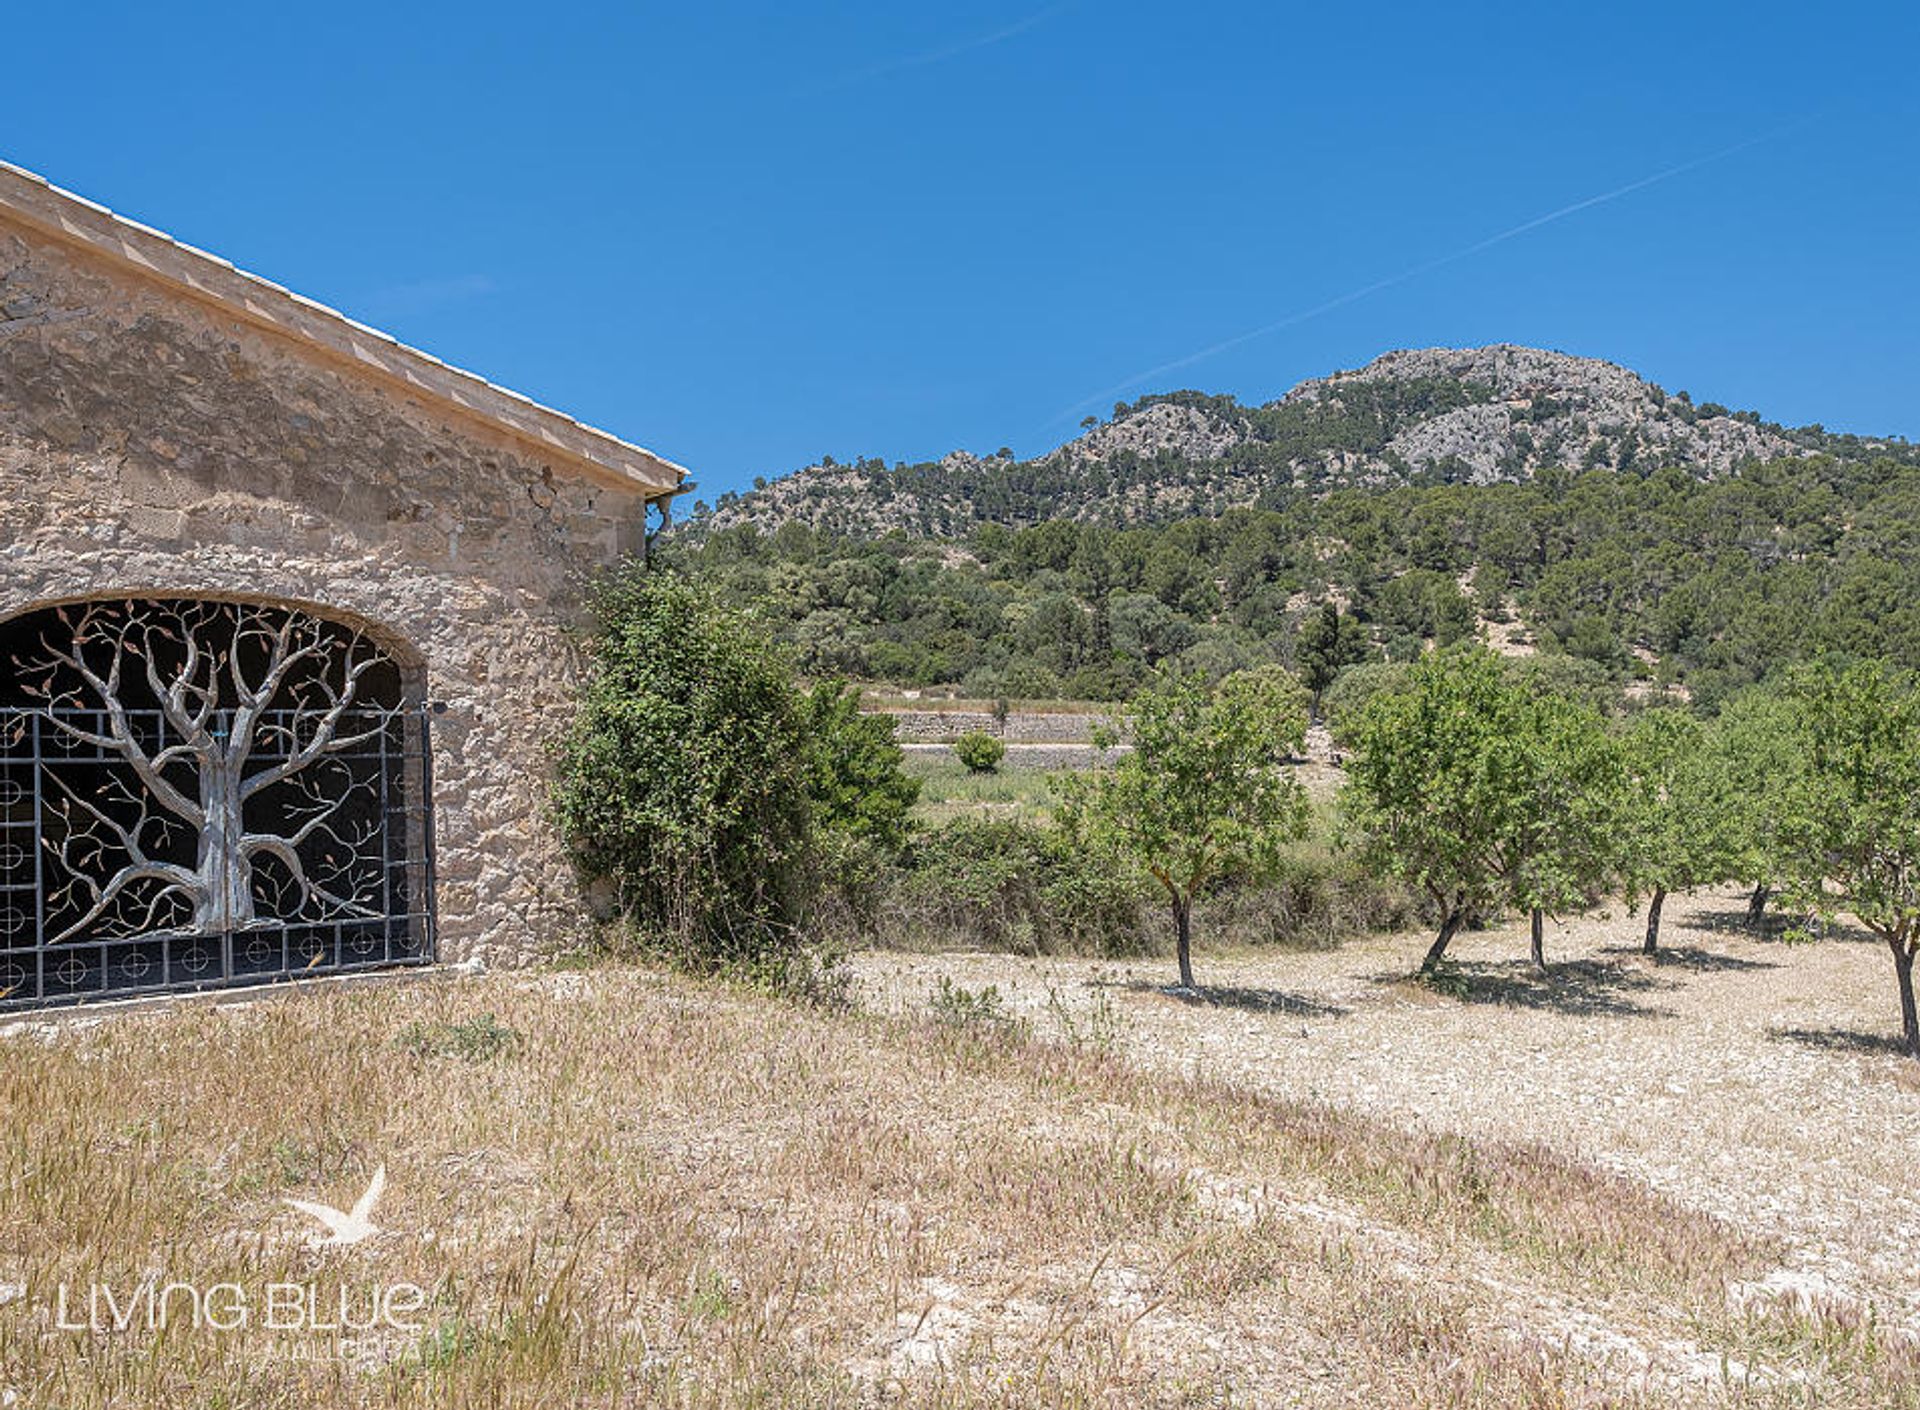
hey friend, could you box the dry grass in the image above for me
[901,752,1060,826]
[862,886,1920,1405]
[0,947,1911,1406]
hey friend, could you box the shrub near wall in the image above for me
[555,569,816,967]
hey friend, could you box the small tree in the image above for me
[954,730,1006,775]
[1506,689,1626,971]
[1710,688,1807,929]
[1343,648,1520,972]
[802,680,920,853]
[1342,646,1620,974]
[1295,602,1371,716]
[1058,667,1309,989]
[1777,663,1920,1057]
[1621,708,1734,953]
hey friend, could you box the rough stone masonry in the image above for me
[0,162,686,971]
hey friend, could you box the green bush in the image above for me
[554,568,816,968]
[1321,661,1412,747]
[888,818,1154,956]
[808,806,1406,959]
[953,730,1006,774]
[557,569,924,983]
[803,680,919,851]
[1195,852,1417,950]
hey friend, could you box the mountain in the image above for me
[693,345,1904,537]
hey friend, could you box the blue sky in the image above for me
[4,3,1915,502]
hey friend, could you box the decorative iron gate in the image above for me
[0,599,436,1009]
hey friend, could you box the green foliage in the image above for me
[1197,849,1419,950]
[1707,685,1809,908]
[554,568,817,967]
[396,1013,520,1062]
[1058,668,1311,986]
[1296,601,1374,707]
[1340,645,1625,971]
[1341,647,1519,967]
[557,571,924,975]
[1776,663,1920,1054]
[1620,708,1739,948]
[676,453,1920,706]
[891,817,1153,957]
[801,679,919,852]
[953,730,1006,774]
[1321,660,1413,745]
[1505,689,1628,959]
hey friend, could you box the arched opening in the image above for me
[0,597,436,1006]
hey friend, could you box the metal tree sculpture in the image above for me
[12,600,404,944]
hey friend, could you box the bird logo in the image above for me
[283,1165,386,1248]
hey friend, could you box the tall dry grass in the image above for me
[0,966,1908,1407]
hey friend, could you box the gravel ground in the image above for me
[851,884,1920,1326]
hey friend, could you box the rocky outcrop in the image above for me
[1058,401,1248,468]
[1292,345,1801,483]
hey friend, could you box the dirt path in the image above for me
[852,884,1920,1326]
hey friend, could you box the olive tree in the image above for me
[1057,667,1309,989]
[1776,663,1920,1057]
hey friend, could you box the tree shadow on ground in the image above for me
[1688,910,1879,945]
[1382,958,1679,1019]
[1599,944,1780,972]
[1689,909,1797,939]
[1769,1026,1910,1057]
[1120,981,1350,1019]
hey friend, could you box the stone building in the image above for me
[0,161,685,1006]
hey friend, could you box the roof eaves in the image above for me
[0,160,689,498]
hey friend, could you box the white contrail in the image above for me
[802,3,1072,94]
[1046,125,1806,428]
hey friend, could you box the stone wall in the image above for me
[869,709,1118,743]
[0,221,651,968]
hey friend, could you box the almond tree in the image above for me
[1777,662,1920,1057]
[13,599,399,943]
[1341,647,1522,973]
[1341,645,1622,974]
[1057,667,1309,990]
[1709,687,1807,931]
[1620,708,1736,954]
[1507,689,1627,970]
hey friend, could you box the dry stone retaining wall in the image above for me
[870,709,1115,743]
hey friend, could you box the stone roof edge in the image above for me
[0,160,689,499]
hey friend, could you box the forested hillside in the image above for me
[670,346,1918,706]
[671,454,1920,707]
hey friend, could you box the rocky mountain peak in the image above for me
[695,345,1838,536]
